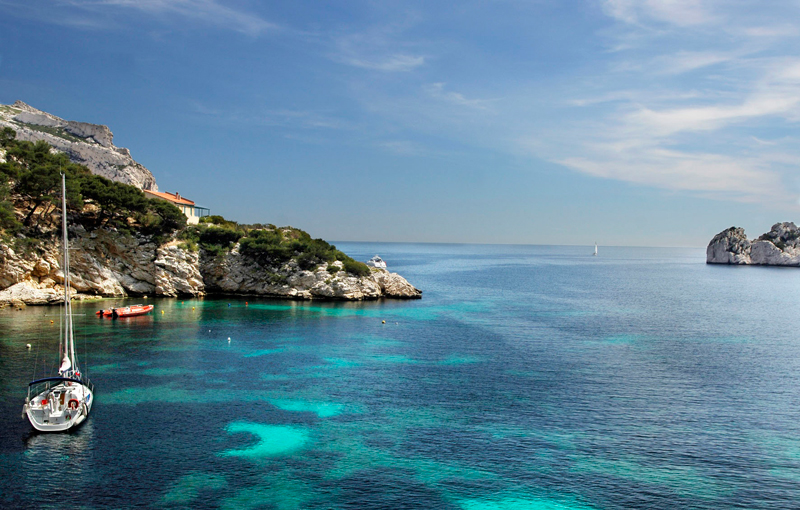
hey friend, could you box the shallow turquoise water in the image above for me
[2,244,800,508]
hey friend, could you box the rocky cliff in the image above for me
[0,101,157,190]
[0,227,421,305]
[707,222,800,265]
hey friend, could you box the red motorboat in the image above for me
[112,304,154,318]
[96,304,154,318]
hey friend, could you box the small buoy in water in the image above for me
[50,320,54,324]
[144,295,148,299]
[227,337,231,343]
[245,302,248,306]
[192,307,195,311]
[26,344,31,349]
[227,303,231,307]
[181,301,184,304]
[382,320,386,324]
[161,310,164,314]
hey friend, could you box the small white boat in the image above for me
[366,255,387,269]
[22,174,94,432]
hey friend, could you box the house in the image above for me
[144,190,209,225]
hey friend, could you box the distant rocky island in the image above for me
[707,222,800,266]
[0,101,421,305]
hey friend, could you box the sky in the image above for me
[2,0,800,246]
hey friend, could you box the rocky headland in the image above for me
[0,101,157,190]
[0,104,421,306]
[0,226,421,306]
[707,222,800,265]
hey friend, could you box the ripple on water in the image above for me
[161,472,227,505]
[219,474,313,510]
[219,422,309,458]
[457,493,595,510]
[268,399,344,418]
[244,348,286,357]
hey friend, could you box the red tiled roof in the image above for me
[144,190,195,206]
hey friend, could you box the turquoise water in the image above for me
[2,243,800,508]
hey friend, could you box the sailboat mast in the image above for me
[61,173,76,370]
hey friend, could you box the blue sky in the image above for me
[2,0,800,246]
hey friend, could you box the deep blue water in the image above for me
[2,243,800,509]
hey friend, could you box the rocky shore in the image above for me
[0,227,421,306]
[707,222,800,266]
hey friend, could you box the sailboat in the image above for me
[22,174,94,432]
[593,243,598,256]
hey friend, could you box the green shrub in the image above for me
[342,259,370,277]
[199,226,242,248]
[178,240,199,252]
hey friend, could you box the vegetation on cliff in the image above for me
[0,127,185,246]
[1,128,371,277]
[179,216,371,276]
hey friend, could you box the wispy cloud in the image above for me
[337,53,424,72]
[377,140,426,156]
[423,83,494,110]
[328,21,426,72]
[27,0,279,35]
[188,101,351,131]
[526,2,800,207]
[602,0,721,27]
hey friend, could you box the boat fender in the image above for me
[68,399,79,410]
[41,399,48,406]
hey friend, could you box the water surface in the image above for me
[2,244,800,509]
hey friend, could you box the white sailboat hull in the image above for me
[24,383,93,432]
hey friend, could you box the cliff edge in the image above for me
[707,222,800,266]
[0,227,421,305]
[0,101,157,190]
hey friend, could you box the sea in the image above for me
[2,243,800,510]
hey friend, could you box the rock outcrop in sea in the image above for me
[707,222,800,265]
[0,101,157,190]
[0,227,422,305]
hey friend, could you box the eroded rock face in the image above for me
[707,222,800,266]
[200,249,421,300]
[0,231,422,304]
[155,244,204,297]
[0,228,203,304]
[0,101,157,190]
[706,227,751,264]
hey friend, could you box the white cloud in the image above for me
[558,148,785,202]
[653,51,737,74]
[423,83,493,110]
[522,3,800,207]
[602,0,720,27]
[59,0,278,35]
[327,19,427,73]
[338,53,425,72]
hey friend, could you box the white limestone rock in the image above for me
[0,101,157,190]
[0,282,62,305]
[0,230,420,304]
[706,227,751,264]
[155,244,205,297]
[707,222,800,266]
[200,248,419,300]
[369,268,422,299]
